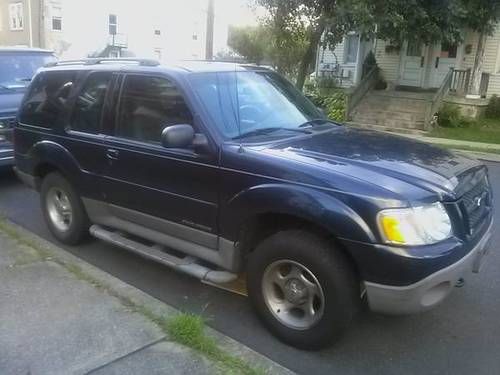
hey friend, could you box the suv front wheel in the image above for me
[40,172,90,245]
[247,230,359,350]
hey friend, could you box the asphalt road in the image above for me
[1,164,500,375]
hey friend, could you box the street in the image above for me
[1,164,499,375]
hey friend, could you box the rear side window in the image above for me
[70,72,112,134]
[116,75,193,144]
[19,71,76,128]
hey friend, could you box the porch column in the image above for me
[353,35,363,85]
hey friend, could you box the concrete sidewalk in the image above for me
[0,220,293,375]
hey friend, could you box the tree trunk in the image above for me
[469,30,486,97]
[296,22,326,91]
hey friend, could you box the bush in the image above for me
[437,104,472,128]
[308,90,346,122]
[485,95,500,119]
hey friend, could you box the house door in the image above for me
[399,41,425,87]
[430,42,458,88]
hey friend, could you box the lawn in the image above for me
[428,118,500,144]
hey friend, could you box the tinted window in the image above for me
[117,75,193,144]
[70,72,112,134]
[0,52,57,91]
[19,71,76,128]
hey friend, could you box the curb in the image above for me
[0,219,294,375]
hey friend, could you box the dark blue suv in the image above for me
[0,48,56,168]
[14,59,493,349]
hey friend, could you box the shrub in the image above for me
[308,90,346,122]
[485,95,500,119]
[437,104,472,128]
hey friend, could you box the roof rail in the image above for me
[45,57,160,67]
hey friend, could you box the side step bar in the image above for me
[89,225,237,284]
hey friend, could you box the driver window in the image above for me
[117,75,193,144]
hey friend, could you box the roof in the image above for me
[41,58,272,75]
[0,46,54,54]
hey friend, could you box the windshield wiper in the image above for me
[232,127,311,140]
[298,118,340,128]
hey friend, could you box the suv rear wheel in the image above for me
[247,230,359,350]
[40,172,90,245]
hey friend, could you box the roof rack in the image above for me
[45,57,160,67]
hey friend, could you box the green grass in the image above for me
[0,218,263,375]
[428,117,500,144]
[433,143,500,155]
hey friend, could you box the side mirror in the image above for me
[161,124,211,154]
[161,124,194,148]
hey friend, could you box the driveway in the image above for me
[1,163,499,375]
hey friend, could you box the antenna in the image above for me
[234,64,243,152]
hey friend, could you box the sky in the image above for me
[57,0,264,60]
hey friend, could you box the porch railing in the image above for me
[479,72,490,98]
[425,67,454,129]
[450,69,471,96]
[345,66,379,120]
[449,68,490,98]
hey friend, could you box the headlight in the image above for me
[377,202,452,246]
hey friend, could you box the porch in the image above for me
[346,66,492,131]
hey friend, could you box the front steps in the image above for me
[349,90,434,131]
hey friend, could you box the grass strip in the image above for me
[0,218,263,375]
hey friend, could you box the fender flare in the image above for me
[222,183,376,244]
[28,140,83,188]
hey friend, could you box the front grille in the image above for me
[0,117,15,143]
[460,176,491,234]
[0,117,16,128]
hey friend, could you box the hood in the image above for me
[260,127,480,199]
[0,90,25,117]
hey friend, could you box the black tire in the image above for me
[40,172,90,245]
[247,230,359,350]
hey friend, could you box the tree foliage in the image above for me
[227,24,308,78]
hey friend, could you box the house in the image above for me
[0,0,209,61]
[316,28,500,130]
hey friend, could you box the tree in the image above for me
[227,26,267,64]
[456,0,500,96]
[227,24,308,78]
[255,0,346,90]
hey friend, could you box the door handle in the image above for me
[420,56,425,68]
[106,149,120,160]
[435,57,440,68]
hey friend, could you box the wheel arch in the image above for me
[29,141,83,190]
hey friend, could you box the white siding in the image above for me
[316,36,358,87]
[460,27,500,97]
[374,39,401,83]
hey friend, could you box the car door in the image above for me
[101,73,219,248]
[62,71,117,202]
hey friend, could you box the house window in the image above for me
[154,48,162,60]
[9,2,24,31]
[51,4,62,31]
[344,34,359,64]
[109,14,117,35]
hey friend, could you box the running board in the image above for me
[89,225,237,284]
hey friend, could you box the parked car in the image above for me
[13,59,493,349]
[0,47,56,168]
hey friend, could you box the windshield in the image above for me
[0,53,56,91]
[189,70,325,139]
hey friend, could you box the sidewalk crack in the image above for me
[84,336,167,374]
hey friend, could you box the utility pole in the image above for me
[205,0,214,60]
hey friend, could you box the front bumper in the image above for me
[364,218,493,314]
